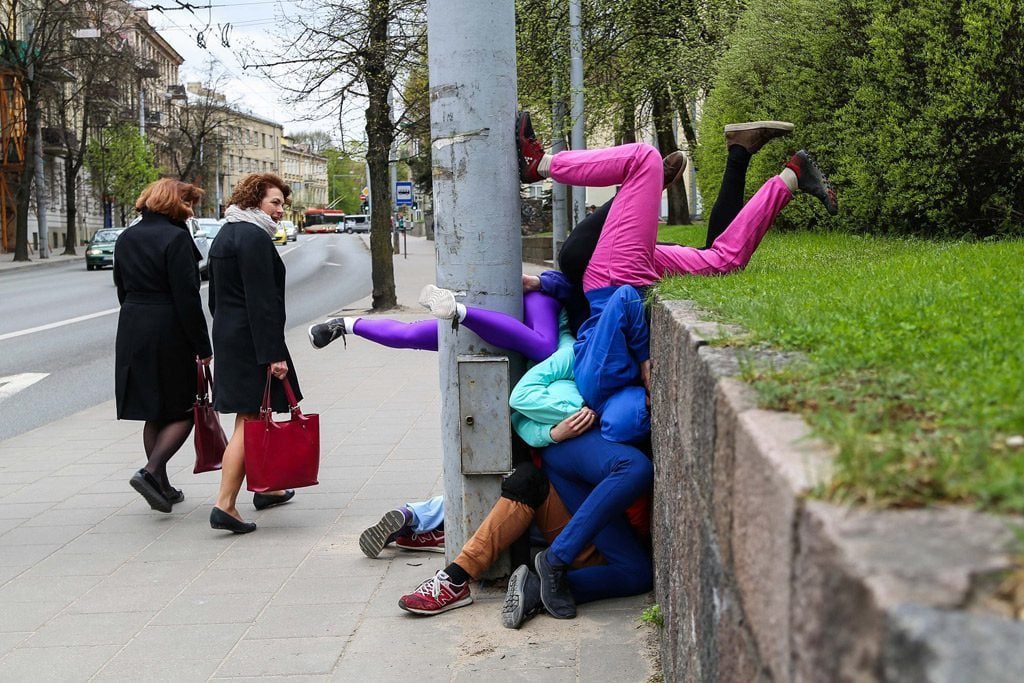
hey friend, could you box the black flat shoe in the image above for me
[210,507,256,534]
[163,487,184,505]
[253,490,295,511]
[130,469,172,514]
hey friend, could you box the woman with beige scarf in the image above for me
[207,173,301,533]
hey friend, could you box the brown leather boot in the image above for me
[662,151,687,189]
[724,121,795,153]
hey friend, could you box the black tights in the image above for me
[142,418,193,492]
[703,145,752,248]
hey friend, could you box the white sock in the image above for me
[780,168,798,193]
[455,303,467,322]
[344,316,360,332]
[537,154,553,177]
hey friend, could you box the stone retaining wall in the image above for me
[650,299,1024,682]
[522,235,553,266]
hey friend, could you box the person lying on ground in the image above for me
[358,495,446,558]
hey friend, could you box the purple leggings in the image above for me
[350,291,561,363]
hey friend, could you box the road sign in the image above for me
[395,181,414,206]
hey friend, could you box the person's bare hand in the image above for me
[199,355,212,365]
[522,274,541,292]
[270,360,289,380]
[549,407,597,443]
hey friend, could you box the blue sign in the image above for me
[395,181,414,206]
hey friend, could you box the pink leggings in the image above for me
[550,143,793,290]
[350,291,561,363]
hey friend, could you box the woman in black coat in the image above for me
[208,172,301,533]
[114,179,212,514]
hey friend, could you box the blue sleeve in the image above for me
[539,270,575,305]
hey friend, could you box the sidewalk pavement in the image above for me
[0,251,83,274]
[0,234,657,681]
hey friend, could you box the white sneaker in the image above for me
[418,284,458,320]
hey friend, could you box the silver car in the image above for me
[189,218,224,280]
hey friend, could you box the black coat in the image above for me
[113,210,212,421]
[208,220,301,414]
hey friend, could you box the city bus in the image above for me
[304,208,346,233]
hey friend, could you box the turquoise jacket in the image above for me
[509,313,584,447]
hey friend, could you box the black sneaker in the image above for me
[785,150,838,215]
[502,564,543,629]
[534,548,576,619]
[308,317,347,349]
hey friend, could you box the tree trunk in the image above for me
[63,160,78,255]
[617,97,637,145]
[364,0,397,310]
[13,91,39,262]
[651,85,690,226]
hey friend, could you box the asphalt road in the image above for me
[0,233,371,441]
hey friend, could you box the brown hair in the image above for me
[134,179,204,222]
[226,172,292,210]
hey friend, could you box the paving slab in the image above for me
[0,235,656,680]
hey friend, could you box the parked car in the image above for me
[342,214,370,234]
[188,218,223,279]
[273,225,288,246]
[280,219,298,241]
[85,227,127,270]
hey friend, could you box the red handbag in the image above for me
[244,368,320,493]
[193,359,227,474]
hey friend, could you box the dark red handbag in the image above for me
[244,368,320,493]
[193,359,227,474]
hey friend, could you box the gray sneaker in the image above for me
[502,564,543,629]
[308,317,347,349]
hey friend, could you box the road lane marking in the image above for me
[0,373,48,400]
[0,283,210,341]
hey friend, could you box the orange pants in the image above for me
[454,484,603,579]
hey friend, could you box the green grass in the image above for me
[655,227,1024,513]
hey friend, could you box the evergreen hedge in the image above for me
[695,0,1024,237]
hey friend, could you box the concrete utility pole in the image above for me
[551,86,567,263]
[426,0,521,576]
[569,0,586,227]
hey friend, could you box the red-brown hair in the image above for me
[227,172,292,210]
[135,179,204,222]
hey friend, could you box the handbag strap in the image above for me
[196,357,212,401]
[260,367,303,418]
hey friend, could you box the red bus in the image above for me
[304,208,346,233]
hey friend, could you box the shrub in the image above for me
[696,0,1024,238]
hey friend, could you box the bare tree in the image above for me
[161,66,239,212]
[1,0,78,260]
[49,0,138,254]
[247,0,426,310]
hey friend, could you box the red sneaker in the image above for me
[394,529,445,553]
[398,570,473,615]
[516,111,546,184]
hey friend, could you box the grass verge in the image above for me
[655,227,1024,513]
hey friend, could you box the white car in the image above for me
[342,214,370,234]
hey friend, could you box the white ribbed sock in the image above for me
[344,316,360,332]
[780,168,798,193]
[537,154,553,177]
[455,303,467,322]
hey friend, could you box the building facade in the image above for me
[280,141,328,225]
